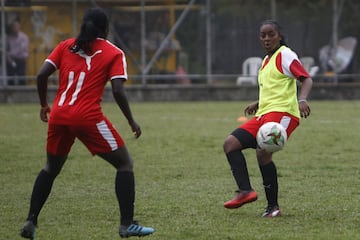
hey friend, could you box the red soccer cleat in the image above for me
[224,190,258,209]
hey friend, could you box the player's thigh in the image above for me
[47,124,76,156]
[224,129,256,153]
[224,117,259,152]
[76,118,125,155]
[262,112,299,139]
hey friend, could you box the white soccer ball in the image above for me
[256,122,287,153]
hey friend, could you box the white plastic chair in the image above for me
[236,57,263,85]
[300,56,319,77]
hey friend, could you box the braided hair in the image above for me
[260,19,288,47]
[71,8,109,54]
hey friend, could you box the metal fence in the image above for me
[1,0,359,87]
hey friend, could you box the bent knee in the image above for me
[116,160,133,172]
[223,135,242,153]
[256,149,273,165]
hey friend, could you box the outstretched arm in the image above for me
[111,78,141,138]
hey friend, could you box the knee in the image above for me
[98,148,134,171]
[116,160,133,172]
[223,138,230,153]
[223,135,241,154]
[43,163,61,177]
[43,154,67,177]
[256,149,272,166]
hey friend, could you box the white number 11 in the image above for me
[58,71,86,106]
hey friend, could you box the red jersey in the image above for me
[46,38,127,125]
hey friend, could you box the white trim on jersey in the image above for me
[280,47,300,79]
[110,75,128,80]
[103,38,128,77]
[45,59,57,69]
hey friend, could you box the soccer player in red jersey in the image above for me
[20,8,154,239]
[223,20,313,217]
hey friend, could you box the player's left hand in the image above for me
[299,101,311,118]
[40,105,51,122]
[129,120,141,138]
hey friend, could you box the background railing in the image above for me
[1,0,360,88]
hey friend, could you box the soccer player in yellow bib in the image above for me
[223,20,313,217]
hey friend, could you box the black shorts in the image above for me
[231,128,257,149]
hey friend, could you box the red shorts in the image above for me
[240,112,300,139]
[47,117,125,156]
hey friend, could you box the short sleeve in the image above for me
[109,50,128,81]
[279,48,310,79]
[46,41,68,69]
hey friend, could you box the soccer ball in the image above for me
[256,122,287,153]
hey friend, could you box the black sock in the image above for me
[27,169,56,225]
[226,150,252,191]
[259,161,278,207]
[115,171,135,226]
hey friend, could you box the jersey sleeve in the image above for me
[109,50,128,81]
[45,40,68,69]
[278,48,310,80]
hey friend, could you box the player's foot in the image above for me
[20,220,36,239]
[119,221,155,238]
[224,190,258,209]
[262,205,282,218]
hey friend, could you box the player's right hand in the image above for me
[40,105,51,122]
[244,101,259,116]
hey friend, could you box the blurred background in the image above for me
[1,0,359,87]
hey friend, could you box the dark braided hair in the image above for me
[260,19,288,47]
[71,7,109,54]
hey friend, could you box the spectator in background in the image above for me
[6,19,29,85]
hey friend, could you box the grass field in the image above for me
[0,101,359,240]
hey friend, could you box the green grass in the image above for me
[0,101,359,240]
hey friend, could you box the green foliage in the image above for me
[0,101,359,239]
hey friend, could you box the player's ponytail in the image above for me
[71,7,109,54]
